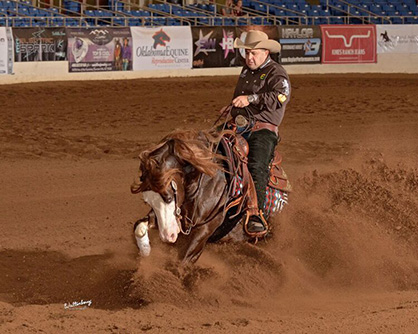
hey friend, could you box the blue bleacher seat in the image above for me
[330,16,344,24]
[410,5,418,14]
[250,17,261,25]
[212,17,222,25]
[370,16,382,24]
[405,16,418,23]
[391,17,403,24]
[115,2,124,12]
[35,18,47,26]
[154,17,166,25]
[198,17,209,25]
[52,17,64,26]
[128,17,140,26]
[113,18,126,25]
[0,0,415,27]
[207,4,216,12]
[331,4,346,16]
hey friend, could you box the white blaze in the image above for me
[142,191,180,243]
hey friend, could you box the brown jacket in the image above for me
[232,57,291,126]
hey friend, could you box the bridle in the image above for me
[171,179,196,235]
[170,171,225,236]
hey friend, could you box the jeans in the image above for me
[246,129,278,212]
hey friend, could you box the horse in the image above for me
[131,129,289,264]
[380,31,390,43]
[114,39,123,71]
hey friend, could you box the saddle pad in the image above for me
[264,187,288,216]
[231,175,288,217]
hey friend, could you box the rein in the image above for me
[171,172,226,236]
[166,106,248,236]
[171,178,199,235]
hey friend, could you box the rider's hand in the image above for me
[232,95,250,108]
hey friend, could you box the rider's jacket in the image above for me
[232,56,291,127]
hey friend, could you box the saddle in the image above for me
[218,131,291,234]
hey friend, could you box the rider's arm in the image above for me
[252,69,291,111]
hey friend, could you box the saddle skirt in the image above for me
[218,133,291,217]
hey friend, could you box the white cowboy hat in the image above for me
[233,30,281,54]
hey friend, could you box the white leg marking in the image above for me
[135,221,151,257]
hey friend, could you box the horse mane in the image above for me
[131,129,223,194]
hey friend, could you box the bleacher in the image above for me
[0,0,417,27]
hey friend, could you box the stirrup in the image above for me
[243,210,269,238]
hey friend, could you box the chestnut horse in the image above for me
[131,129,287,264]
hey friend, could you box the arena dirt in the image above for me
[0,74,418,333]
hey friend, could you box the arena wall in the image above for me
[1,53,417,85]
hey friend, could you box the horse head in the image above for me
[132,131,221,245]
[152,29,171,49]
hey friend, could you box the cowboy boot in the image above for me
[244,210,269,237]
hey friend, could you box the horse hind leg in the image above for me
[134,217,151,257]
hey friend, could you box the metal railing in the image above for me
[1,0,417,27]
[325,0,392,24]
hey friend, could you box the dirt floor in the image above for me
[1,74,418,333]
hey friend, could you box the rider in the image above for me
[230,30,291,234]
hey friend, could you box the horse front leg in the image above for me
[181,214,224,265]
[133,210,156,257]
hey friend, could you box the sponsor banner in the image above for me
[0,27,13,74]
[377,25,418,54]
[67,27,132,72]
[278,25,322,65]
[13,28,67,62]
[234,26,280,66]
[131,26,192,70]
[192,27,237,68]
[321,25,377,64]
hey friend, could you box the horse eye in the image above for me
[161,193,174,204]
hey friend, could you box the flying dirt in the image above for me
[1,74,417,333]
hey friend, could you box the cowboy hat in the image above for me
[233,30,281,54]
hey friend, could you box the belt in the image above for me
[252,121,279,136]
